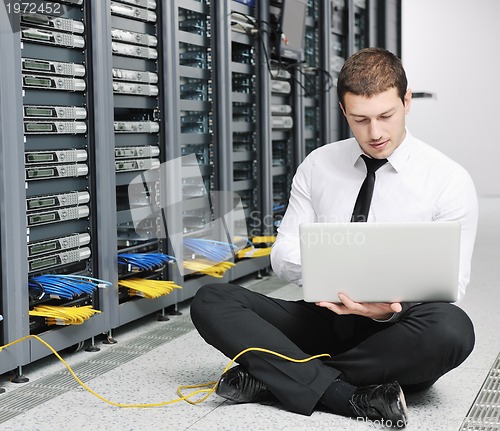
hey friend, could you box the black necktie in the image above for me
[351,155,388,223]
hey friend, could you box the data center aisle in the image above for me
[0,196,499,431]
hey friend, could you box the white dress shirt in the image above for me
[270,130,478,304]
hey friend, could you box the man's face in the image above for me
[341,87,412,159]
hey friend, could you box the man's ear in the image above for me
[403,89,412,114]
[339,101,347,117]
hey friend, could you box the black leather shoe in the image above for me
[215,365,274,403]
[349,381,408,428]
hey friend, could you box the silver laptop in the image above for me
[299,222,461,303]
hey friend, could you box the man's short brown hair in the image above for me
[337,47,408,107]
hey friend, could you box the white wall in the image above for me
[402,0,500,196]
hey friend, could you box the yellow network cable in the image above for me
[118,279,182,299]
[29,305,101,326]
[252,236,276,244]
[233,236,276,259]
[177,347,331,405]
[236,246,272,259]
[0,335,331,408]
[183,259,235,278]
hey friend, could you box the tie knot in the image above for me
[361,154,388,173]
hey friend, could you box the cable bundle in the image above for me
[252,236,276,244]
[237,246,272,259]
[117,253,175,271]
[236,236,276,259]
[118,279,182,299]
[29,274,112,300]
[183,238,235,262]
[183,259,235,278]
[29,305,101,326]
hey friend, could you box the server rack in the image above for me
[176,0,232,290]
[179,1,219,277]
[370,0,401,55]
[91,0,118,337]
[321,0,401,144]
[0,7,29,373]
[15,0,111,365]
[267,2,296,234]
[225,0,276,279]
[270,68,295,232]
[228,1,259,238]
[303,0,322,157]
[109,0,173,326]
[321,0,349,142]
[352,0,369,52]
[21,0,97,334]
[0,0,401,377]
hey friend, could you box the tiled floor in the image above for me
[0,197,499,431]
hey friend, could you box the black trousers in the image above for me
[190,283,475,416]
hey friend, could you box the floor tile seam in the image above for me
[182,399,229,431]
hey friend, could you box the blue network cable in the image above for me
[29,274,112,300]
[117,253,176,271]
[183,238,235,262]
[273,203,285,211]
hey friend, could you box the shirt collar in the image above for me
[387,129,414,173]
[350,128,415,173]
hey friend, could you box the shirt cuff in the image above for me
[372,312,400,323]
[371,302,420,323]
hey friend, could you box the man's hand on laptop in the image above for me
[315,293,402,320]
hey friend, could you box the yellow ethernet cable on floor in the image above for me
[0,336,331,408]
[118,279,182,299]
[29,305,101,326]
[183,259,235,278]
